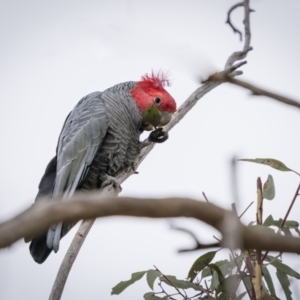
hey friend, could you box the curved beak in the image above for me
[142,122,154,131]
[159,111,173,126]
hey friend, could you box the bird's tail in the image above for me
[29,233,52,264]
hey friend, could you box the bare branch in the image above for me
[209,73,300,110]
[226,2,244,41]
[1,194,300,254]
[225,0,253,69]
[49,219,95,300]
[170,225,220,252]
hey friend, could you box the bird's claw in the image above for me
[99,174,122,195]
[148,128,169,143]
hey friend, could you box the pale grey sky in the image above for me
[1,0,300,299]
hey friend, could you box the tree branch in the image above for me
[170,224,220,252]
[226,2,244,41]
[209,73,300,110]
[1,194,300,254]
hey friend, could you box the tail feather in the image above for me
[46,222,63,252]
[28,156,57,263]
[29,233,52,264]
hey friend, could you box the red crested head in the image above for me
[130,70,177,115]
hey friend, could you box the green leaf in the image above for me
[144,292,167,300]
[263,216,299,233]
[243,275,253,298]
[262,265,276,296]
[250,224,275,234]
[216,294,227,300]
[161,275,204,291]
[146,270,160,290]
[219,274,240,293]
[142,105,161,128]
[188,251,217,282]
[111,271,147,295]
[208,263,225,290]
[276,270,292,300]
[267,255,300,279]
[263,215,275,226]
[202,260,231,279]
[285,220,299,228]
[210,268,220,291]
[238,158,293,172]
[263,175,275,200]
[281,226,292,236]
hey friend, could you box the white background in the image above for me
[1,0,300,299]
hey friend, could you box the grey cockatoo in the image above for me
[27,72,177,263]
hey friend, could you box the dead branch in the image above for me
[226,2,244,41]
[170,224,220,252]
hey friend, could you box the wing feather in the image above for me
[48,92,108,251]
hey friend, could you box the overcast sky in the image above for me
[1,0,300,299]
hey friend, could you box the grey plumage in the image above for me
[29,81,143,263]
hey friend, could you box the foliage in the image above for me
[112,158,300,299]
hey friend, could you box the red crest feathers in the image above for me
[141,70,171,88]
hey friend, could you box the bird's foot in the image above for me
[148,128,169,143]
[99,174,122,195]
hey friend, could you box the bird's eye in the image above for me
[154,97,161,105]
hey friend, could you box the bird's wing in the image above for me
[53,91,108,198]
[47,92,108,251]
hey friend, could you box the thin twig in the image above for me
[279,182,300,231]
[231,156,239,205]
[226,2,244,41]
[262,181,300,261]
[202,192,209,203]
[239,201,254,219]
[210,73,300,111]
[230,249,256,300]
[225,0,253,69]
[154,265,187,299]
[253,177,263,299]
[243,250,256,300]
[170,225,220,252]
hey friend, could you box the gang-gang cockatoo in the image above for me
[27,71,177,263]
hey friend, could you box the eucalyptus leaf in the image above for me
[263,215,274,226]
[251,224,275,234]
[263,174,275,200]
[209,263,225,290]
[218,274,240,293]
[262,265,276,296]
[276,270,292,300]
[202,260,230,279]
[161,275,204,291]
[238,158,293,172]
[111,271,147,295]
[267,255,300,279]
[144,292,167,300]
[146,270,160,290]
[188,251,217,282]
[285,220,299,228]
[281,226,292,236]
